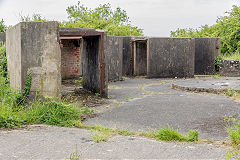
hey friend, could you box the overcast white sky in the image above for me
[0,0,239,36]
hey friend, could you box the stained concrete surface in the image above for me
[173,77,240,90]
[195,38,220,75]
[86,78,240,140]
[0,125,229,160]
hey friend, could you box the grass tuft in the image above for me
[153,127,198,142]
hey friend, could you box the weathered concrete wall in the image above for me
[195,38,221,75]
[0,33,6,44]
[7,22,61,98]
[6,23,22,90]
[61,39,82,79]
[147,38,195,78]
[82,36,101,94]
[134,40,147,76]
[106,36,123,81]
[122,37,132,76]
[220,60,240,77]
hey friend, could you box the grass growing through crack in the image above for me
[78,124,199,143]
[206,74,221,79]
[225,115,240,159]
[140,127,198,142]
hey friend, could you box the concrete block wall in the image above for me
[195,38,220,75]
[7,21,61,98]
[147,38,195,78]
[106,36,123,81]
[0,33,6,44]
[220,60,240,77]
[61,39,82,79]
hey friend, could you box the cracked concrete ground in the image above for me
[1,77,239,159]
[0,125,229,160]
[86,78,240,140]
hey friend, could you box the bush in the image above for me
[0,45,8,78]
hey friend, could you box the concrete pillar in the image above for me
[6,22,61,98]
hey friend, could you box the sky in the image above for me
[0,0,239,36]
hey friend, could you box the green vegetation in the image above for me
[0,44,93,129]
[225,115,240,159]
[221,53,240,61]
[20,13,46,22]
[144,127,199,142]
[0,19,7,33]
[75,77,83,86]
[206,74,221,79]
[62,1,143,36]
[78,124,199,143]
[171,5,240,54]
[226,115,240,144]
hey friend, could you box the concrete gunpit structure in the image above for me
[6,21,221,99]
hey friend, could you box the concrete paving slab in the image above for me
[173,77,240,91]
[86,78,240,140]
[0,125,229,160]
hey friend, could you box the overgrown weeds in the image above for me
[78,124,199,143]
[225,115,240,159]
[221,52,240,61]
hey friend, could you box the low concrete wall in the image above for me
[220,60,240,77]
[195,38,221,75]
[106,36,123,81]
[147,38,195,78]
[7,22,61,98]
[0,33,6,44]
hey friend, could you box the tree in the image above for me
[0,19,7,33]
[171,5,240,54]
[62,1,143,36]
[20,14,46,22]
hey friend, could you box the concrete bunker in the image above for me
[5,21,222,100]
[147,38,195,78]
[6,22,108,98]
[59,28,108,97]
[132,39,148,76]
[195,38,220,75]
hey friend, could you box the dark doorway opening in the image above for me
[132,39,148,76]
